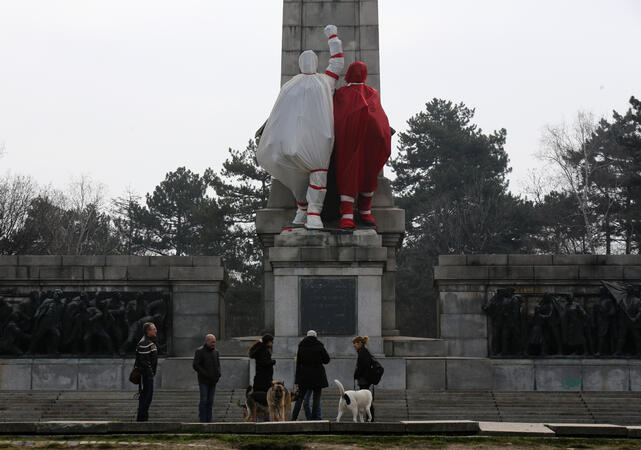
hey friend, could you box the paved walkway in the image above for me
[1,390,641,424]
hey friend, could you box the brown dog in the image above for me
[238,386,269,422]
[266,380,292,421]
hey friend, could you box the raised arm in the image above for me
[323,24,344,85]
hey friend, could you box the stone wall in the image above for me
[0,255,226,357]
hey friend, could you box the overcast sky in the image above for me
[1,0,640,200]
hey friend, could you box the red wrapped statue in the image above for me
[333,61,391,230]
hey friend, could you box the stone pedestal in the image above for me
[266,229,388,355]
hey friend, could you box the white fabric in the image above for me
[299,50,318,73]
[340,195,355,202]
[342,213,354,219]
[360,191,374,197]
[306,170,327,214]
[307,329,317,337]
[293,207,307,225]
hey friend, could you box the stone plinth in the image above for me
[267,229,387,355]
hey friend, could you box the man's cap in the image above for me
[307,330,317,337]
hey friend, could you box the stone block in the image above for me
[447,359,492,390]
[38,266,83,280]
[127,266,169,280]
[282,1,302,26]
[596,255,641,265]
[534,362,582,391]
[303,2,357,27]
[169,266,224,281]
[218,358,250,389]
[83,266,104,280]
[0,360,32,389]
[161,358,199,389]
[274,275,299,337]
[534,265,579,280]
[102,266,127,280]
[173,292,218,315]
[479,422,555,436]
[357,275,381,337]
[105,255,149,266]
[467,254,508,266]
[360,49,380,73]
[0,422,37,434]
[300,247,335,261]
[36,421,111,435]
[0,255,18,265]
[433,266,488,280]
[150,256,193,266]
[582,363,629,391]
[338,247,355,261]
[407,359,445,390]
[545,423,628,437]
[440,314,486,339]
[583,264,624,280]
[552,254,597,265]
[376,357,405,389]
[62,255,106,266]
[181,422,256,433]
[447,339,488,357]
[77,361,123,390]
[173,314,219,339]
[507,254,552,265]
[402,420,480,434]
[359,0,378,26]
[492,361,534,390]
[272,358,296,387]
[354,247,387,261]
[438,255,465,266]
[331,422,405,433]
[440,291,485,314]
[269,247,301,262]
[360,25,379,50]
[192,256,222,266]
[256,420,330,434]
[630,363,641,391]
[487,265,534,280]
[623,266,641,281]
[18,255,61,266]
[0,266,27,279]
[32,360,78,390]
[365,74,380,93]
[171,338,204,358]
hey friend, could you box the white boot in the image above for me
[304,170,327,230]
[293,202,307,225]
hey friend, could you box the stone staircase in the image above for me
[2,390,641,424]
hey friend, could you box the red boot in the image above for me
[357,192,377,228]
[338,196,355,230]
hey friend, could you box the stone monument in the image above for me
[256,0,405,347]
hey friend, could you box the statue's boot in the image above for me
[338,195,355,230]
[356,192,376,228]
[293,201,308,225]
[305,170,327,229]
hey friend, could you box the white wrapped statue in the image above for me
[256,24,344,229]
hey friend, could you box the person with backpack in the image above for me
[352,335,383,422]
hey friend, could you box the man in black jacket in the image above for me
[193,334,221,422]
[135,322,158,422]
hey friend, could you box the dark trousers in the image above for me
[137,376,154,422]
[358,382,374,422]
[292,387,321,421]
[303,389,322,420]
[198,383,216,423]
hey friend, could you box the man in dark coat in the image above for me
[291,330,330,420]
[193,334,221,423]
[249,334,275,393]
[135,322,158,422]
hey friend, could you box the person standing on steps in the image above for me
[135,322,158,422]
[193,333,221,423]
[249,334,276,393]
[291,330,330,421]
[353,335,375,422]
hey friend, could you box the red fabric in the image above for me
[328,34,337,39]
[333,61,391,198]
[330,52,344,58]
[325,70,339,80]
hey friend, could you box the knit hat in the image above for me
[307,330,317,337]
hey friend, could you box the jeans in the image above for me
[137,376,154,422]
[198,383,216,423]
[292,387,321,421]
[303,389,322,420]
[358,382,374,422]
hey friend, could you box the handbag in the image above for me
[129,366,142,385]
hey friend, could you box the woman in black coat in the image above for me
[353,335,375,421]
[291,330,330,420]
[248,334,275,393]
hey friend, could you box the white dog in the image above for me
[334,379,372,422]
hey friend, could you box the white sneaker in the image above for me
[293,208,307,225]
[305,214,324,230]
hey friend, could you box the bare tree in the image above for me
[539,111,604,253]
[0,173,37,251]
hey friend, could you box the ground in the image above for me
[0,435,640,449]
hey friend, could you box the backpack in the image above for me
[368,358,384,385]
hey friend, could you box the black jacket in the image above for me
[354,346,373,384]
[295,336,330,389]
[135,335,158,379]
[250,342,275,392]
[193,345,221,385]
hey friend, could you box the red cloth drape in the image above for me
[333,61,391,198]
